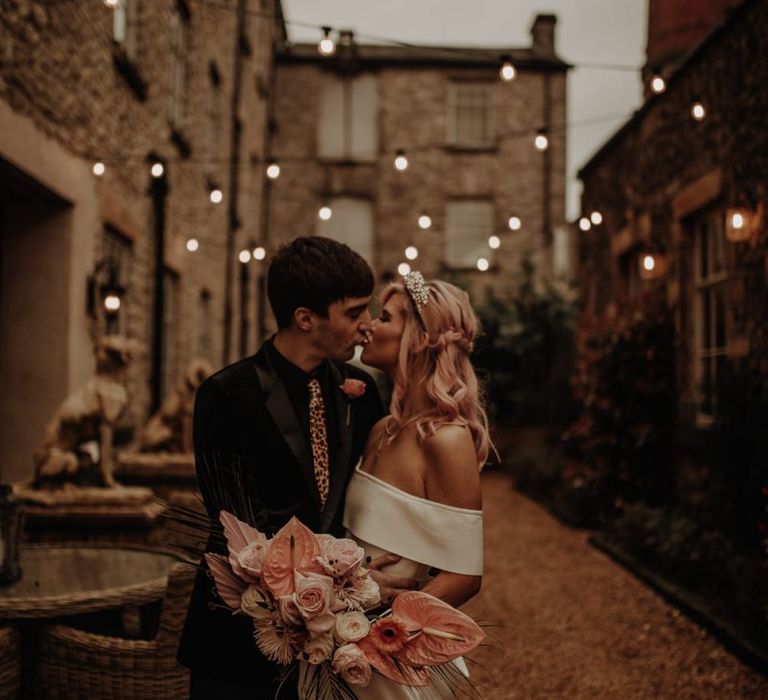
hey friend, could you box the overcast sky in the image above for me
[282,0,648,220]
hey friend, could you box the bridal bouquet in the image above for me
[205,512,485,696]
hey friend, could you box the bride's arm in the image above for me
[418,425,483,608]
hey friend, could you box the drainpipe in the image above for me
[223,0,246,363]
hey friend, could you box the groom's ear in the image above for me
[293,307,315,332]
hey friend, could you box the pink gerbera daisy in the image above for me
[369,617,409,654]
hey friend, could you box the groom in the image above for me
[178,237,412,699]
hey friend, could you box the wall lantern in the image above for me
[726,205,763,243]
[639,252,667,280]
[87,257,126,320]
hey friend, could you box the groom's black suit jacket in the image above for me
[177,342,384,685]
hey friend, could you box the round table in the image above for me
[0,544,180,619]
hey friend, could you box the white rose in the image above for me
[302,633,335,665]
[332,644,372,687]
[333,611,370,645]
[347,575,381,610]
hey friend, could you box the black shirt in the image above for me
[265,339,339,461]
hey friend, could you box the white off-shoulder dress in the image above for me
[339,462,484,699]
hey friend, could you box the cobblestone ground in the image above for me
[465,470,768,699]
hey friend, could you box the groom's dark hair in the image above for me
[267,236,374,329]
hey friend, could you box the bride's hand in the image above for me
[366,554,420,605]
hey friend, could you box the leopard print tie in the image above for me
[307,378,330,508]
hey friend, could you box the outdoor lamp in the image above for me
[87,258,126,320]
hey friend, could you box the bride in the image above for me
[321,271,491,698]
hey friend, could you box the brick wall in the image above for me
[0,0,279,472]
[578,0,768,422]
[268,39,568,311]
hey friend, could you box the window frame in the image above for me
[446,80,497,151]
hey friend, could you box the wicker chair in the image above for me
[34,563,195,699]
[0,625,21,699]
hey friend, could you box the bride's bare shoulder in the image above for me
[422,424,481,509]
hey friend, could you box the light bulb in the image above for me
[651,75,666,94]
[579,217,592,232]
[731,212,744,229]
[418,214,432,229]
[186,238,199,252]
[488,235,501,249]
[691,101,706,121]
[398,262,411,276]
[534,131,549,151]
[508,216,522,231]
[318,27,335,56]
[266,162,281,179]
[590,210,603,225]
[405,246,418,260]
[104,294,121,312]
[643,255,655,271]
[93,162,106,176]
[394,150,409,171]
[239,249,252,264]
[151,162,164,178]
[477,257,490,272]
[318,206,332,221]
[210,188,223,204]
[253,246,266,260]
[500,60,516,82]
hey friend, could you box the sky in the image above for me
[281,0,648,220]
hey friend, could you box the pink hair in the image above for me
[382,279,492,467]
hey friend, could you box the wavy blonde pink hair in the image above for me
[382,279,492,467]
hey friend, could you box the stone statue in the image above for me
[31,335,139,489]
[138,358,213,453]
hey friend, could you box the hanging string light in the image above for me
[394,149,409,171]
[476,257,490,272]
[642,254,656,272]
[691,99,706,121]
[103,0,119,7]
[266,161,281,179]
[499,55,516,82]
[318,205,332,221]
[418,214,432,230]
[186,238,199,252]
[508,216,522,231]
[92,162,106,177]
[210,188,223,204]
[318,26,335,56]
[150,162,165,178]
[590,210,603,225]
[488,235,501,249]
[650,74,666,94]
[579,217,592,231]
[239,249,252,263]
[405,246,418,260]
[534,129,549,151]
[398,262,411,276]
[253,246,267,260]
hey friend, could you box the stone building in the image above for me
[265,14,570,335]
[0,0,283,482]
[577,0,767,426]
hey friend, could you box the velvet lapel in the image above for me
[320,362,353,532]
[253,347,321,512]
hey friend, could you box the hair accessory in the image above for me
[403,271,430,318]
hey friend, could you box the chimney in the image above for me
[530,14,557,55]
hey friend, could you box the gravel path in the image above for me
[465,470,768,699]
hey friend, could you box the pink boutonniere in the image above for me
[340,378,366,398]
[340,379,366,426]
